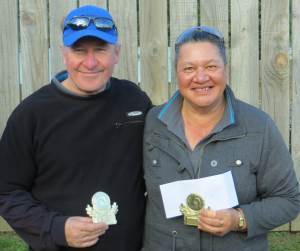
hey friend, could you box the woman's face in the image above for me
[176,41,227,112]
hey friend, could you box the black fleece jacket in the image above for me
[0,72,152,251]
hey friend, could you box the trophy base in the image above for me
[183,215,199,226]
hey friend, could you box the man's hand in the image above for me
[198,208,239,237]
[65,216,108,248]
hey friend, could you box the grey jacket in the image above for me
[142,87,300,251]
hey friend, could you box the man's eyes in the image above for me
[72,47,85,52]
[95,47,107,51]
[71,47,107,53]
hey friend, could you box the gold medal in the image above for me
[187,193,205,211]
[180,193,204,226]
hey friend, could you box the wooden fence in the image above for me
[0,0,299,232]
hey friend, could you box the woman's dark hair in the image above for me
[174,26,227,66]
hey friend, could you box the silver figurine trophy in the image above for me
[86,191,118,225]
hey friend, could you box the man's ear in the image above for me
[114,44,121,64]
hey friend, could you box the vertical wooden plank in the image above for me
[291,0,300,231]
[230,0,259,107]
[139,0,168,104]
[261,0,289,143]
[20,0,49,99]
[109,0,138,83]
[49,0,77,76]
[200,0,229,79]
[200,0,229,45]
[169,0,198,95]
[0,0,20,136]
[79,0,107,8]
[261,0,290,231]
[0,0,19,231]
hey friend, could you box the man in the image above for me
[0,5,151,251]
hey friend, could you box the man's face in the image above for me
[62,37,120,95]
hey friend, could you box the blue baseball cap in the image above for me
[63,5,118,47]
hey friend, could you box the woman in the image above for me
[142,26,300,251]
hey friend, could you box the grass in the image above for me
[269,232,300,251]
[0,231,299,250]
[0,232,27,251]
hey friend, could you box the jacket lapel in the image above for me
[149,130,195,178]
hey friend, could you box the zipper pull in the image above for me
[115,122,122,128]
[172,230,178,251]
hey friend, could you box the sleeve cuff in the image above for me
[51,216,68,246]
[240,205,255,239]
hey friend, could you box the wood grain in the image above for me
[230,0,259,107]
[109,0,138,83]
[261,0,290,231]
[19,0,49,98]
[291,0,300,231]
[139,0,168,104]
[0,0,19,136]
[169,0,198,96]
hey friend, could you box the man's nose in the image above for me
[83,52,97,69]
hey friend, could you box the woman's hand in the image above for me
[198,208,239,237]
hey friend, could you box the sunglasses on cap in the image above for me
[175,26,224,45]
[64,16,117,32]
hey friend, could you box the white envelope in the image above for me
[159,171,239,218]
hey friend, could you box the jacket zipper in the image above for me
[172,230,178,251]
[114,120,143,128]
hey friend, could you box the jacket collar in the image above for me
[148,86,247,177]
[157,85,246,140]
